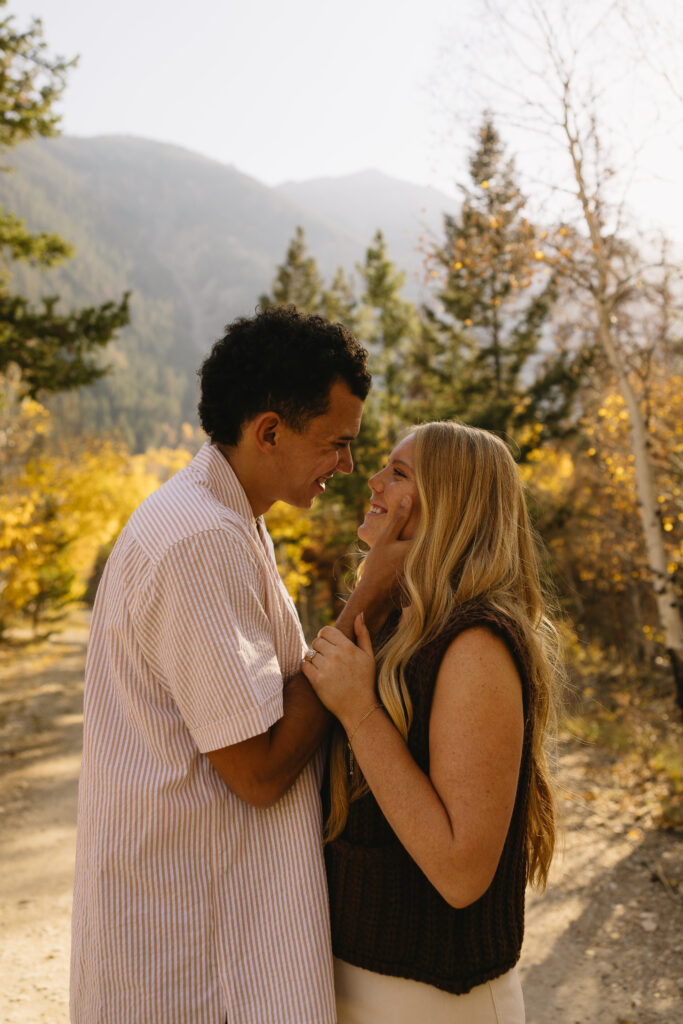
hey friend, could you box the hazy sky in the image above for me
[6,0,683,243]
[8,0,458,189]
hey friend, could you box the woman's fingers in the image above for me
[302,618,378,722]
[316,625,349,647]
[301,657,317,681]
[303,622,372,673]
[353,613,374,656]
[302,629,349,675]
[307,631,345,662]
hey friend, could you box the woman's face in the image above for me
[357,434,421,548]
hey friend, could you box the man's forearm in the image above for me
[269,669,330,774]
[335,577,397,638]
[207,674,328,807]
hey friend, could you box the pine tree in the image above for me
[259,226,324,313]
[428,116,581,448]
[357,230,422,440]
[320,266,357,328]
[0,2,129,398]
[397,307,469,426]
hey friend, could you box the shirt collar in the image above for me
[192,442,259,528]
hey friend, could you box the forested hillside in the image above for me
[0,135,454,448]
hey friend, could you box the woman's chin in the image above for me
[357,521,377,548]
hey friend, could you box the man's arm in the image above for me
[206,670,327,807]
[207,498,412,807]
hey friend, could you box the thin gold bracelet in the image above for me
[347,702,384,744]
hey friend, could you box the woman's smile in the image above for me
[358,434,420,545]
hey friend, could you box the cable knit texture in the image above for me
[325,600,535,995]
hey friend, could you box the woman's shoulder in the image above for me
[414,600,530,681]
[433,599,520,642]
[376,600,521,649]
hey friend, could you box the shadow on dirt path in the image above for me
[521,745,683,1024]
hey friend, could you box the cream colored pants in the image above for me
[334,957,525,1024]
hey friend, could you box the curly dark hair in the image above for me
[198,305,371,445]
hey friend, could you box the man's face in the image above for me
[274,379,364,509]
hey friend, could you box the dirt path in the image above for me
[1,614,682,1024]
[522,742,682,1023]
[0,613,87,1023]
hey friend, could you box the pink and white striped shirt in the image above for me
[70,443,335,1024]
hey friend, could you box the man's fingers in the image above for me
[379,496,412,541]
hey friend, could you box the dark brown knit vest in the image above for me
[324,600,534,995]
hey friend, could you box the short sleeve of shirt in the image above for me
[133,526,284,752]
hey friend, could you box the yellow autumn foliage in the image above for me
[265,501,315,601]
[519,375,682,669]
[0,390,195,631]
[518,441,574,497]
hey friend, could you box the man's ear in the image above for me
[252,412,281,453]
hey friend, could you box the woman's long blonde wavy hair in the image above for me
[326,421,562,890]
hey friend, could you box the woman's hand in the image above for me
[301,614,377,732]
[359,495,412,605]
[335,495,412,640]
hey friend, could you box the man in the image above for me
[70,306,409,1024]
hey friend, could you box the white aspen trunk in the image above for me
[563,98,683,707]
[594,307,683,702]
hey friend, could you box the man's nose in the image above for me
[337,447,353,475]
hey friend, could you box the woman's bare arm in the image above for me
[303,619,524,907]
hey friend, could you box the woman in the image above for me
[302,421,561,1024]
